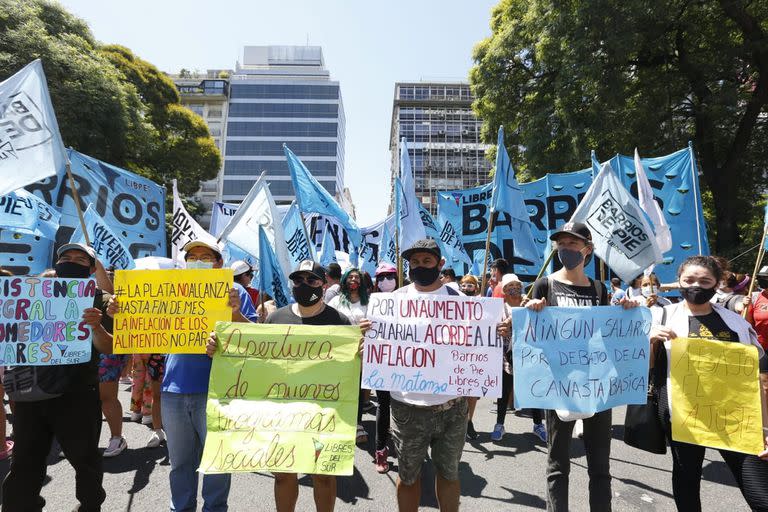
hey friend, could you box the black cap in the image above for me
[550,222,592,243]
[758,265,768,278]
[289,260,327,283]
[401,239,441,261]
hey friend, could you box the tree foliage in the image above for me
[0,0,220,197]
[470,0,768,256]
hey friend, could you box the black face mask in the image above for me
[758,277,768,290]
[55,262,91,279]
[409,266,440,287]
[679,285,717,305]
[292,283,323,306]
[557,248,584,270]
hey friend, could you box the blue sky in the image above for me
[58,0,498,225]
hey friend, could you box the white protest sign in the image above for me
[362,292,505,398]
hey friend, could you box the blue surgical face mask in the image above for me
[186,260,214,270]
[557,248,584,270]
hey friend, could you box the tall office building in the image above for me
[389,82,492,215]
[223,46,346,205]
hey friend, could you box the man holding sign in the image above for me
[650,256,768,511]
[365,239,506,512]
[2,243,114,512]
[524,222,638,512]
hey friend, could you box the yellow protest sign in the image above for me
[112,269,233,354]
[671,337,763,454]
[199,322,361,476]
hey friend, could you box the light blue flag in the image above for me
[70,204,135,270]
[397,140,427,250]
[418,202,472,269]
[490,126,540,263]
[0,188,60,239]
[0,60,66,195]
[281,201,316,268]
[319,223,337,267]
[258,225,291,307]
[284,144,361,247]
[379,224,397,266]
[570,162,663,282]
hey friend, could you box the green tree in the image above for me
[0,0,221,199]
[470,0,768,256]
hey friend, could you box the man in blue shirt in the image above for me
[162,240,256,512]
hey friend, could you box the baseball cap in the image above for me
[230,260,251,276]
[501,273,521,289]
[375,262,397,276]
[289,260,327,283]
[758,265,768,277]
[56,243,96,265]
[182,240,222,258]
[550,222,592,243]
[401,239,441,261]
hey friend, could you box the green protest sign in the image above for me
[199,322,361,476]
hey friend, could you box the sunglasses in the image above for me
[376,273,396,281]
[291,275,324,287]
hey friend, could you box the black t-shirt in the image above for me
[530,277,608,307]
[688,311,768,373]
[265,304,352,327]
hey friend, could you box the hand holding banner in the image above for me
[362,293,504,397]
[199,323,361,475]
[511,306,652,413]
[670,337,764,455]
[0,276,95,365]
[112,269,233,354]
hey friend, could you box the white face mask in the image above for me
[186,260,214,270]
[641,285,654,297]
[378,277,396,292]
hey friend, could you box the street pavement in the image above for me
[0,386,748,511]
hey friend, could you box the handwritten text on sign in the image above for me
[512,306,651,413]
[362,293,504,397]
[112,269,232,354]
[0,277,95,365]
[671,337,764,455]
[199,323,361,476]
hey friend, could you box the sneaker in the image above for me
[0,440,14,460]
[129,411,142,422]
[465,420,478,441]
[146,429,165,448]
[355,424,368,444]
[119,376,132,385]
[533,423,547,443]
[490,423,505,442]
[362,400,377,414]
[573,420,584,439]
[103,436,127,457]
[141,415,153,426]
[374,447,389,474]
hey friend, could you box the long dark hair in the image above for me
[340,267,369,306]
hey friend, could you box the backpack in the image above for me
[3,290,108,402]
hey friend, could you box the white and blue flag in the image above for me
[0,188,59,239]
[281,202,315,268]
[0,60,66,196]
[396,139,427,250]
[570,162,663,282]
[70,204,135,270]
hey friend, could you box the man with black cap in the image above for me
[3,242,114,512]
[525,222,635,512]
[206,259,367,512]
[390,239,502,512]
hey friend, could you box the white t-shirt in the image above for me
[445,281,464,294]
[390,283,459,407]
[323,283,340,303]
[327,295,367,325]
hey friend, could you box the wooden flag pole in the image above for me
[65,159,90,246]
[743,222,768,318]
[524,248,556,300]
[480,213,496,294]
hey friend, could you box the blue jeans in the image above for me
[161,392,230,512]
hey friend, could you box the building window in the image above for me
[227,122,337,138]
[229,103,338,118]
[224,159,337,177]
[230,84,339,100]
[208,109,222,118]
[223,179,335,197]
[187,103,204,116]
[225,141,337,157]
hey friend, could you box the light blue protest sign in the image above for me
[0,276,95,365]
[511,306,651,413]
[70,204,135,270]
